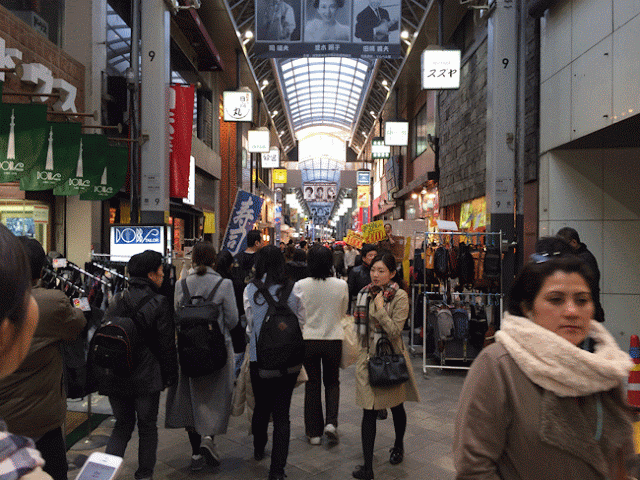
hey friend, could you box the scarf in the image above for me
[496,313,632,397]
[354,282,399,341]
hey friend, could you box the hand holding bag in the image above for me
[340,316,358,369]
[367,336,409,387]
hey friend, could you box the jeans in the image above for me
[250,362,297,478]
[35,427,67,480]
[303,340,342,437]
[106,392,161,480]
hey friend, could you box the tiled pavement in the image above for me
[67,345,467,480]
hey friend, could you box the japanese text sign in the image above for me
[421,49,461,90]
[362,220,385,244]
[221,190,264,256]
[345,230,363,249]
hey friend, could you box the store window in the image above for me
[0,199,49,248]
[1,0,65,46]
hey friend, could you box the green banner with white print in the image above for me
[53,134,108,196]
[80,146,128,201]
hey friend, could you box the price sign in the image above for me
[362,220,386,244]
[345,230,363,249]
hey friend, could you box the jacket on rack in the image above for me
[95,277,178,397]
[354,288,420,410]
[0,285,86,439]
[165,268,239,435]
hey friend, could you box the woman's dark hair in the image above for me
[284,244,296,261]
[253,245,289,303]
[371,252,405,289]
[192,241,217,276]
[507,254,595,316]
[313,0,344,8]
[0,224,31,333]
[292,249,307,262]
[308,244,332,279]
[216,250,234,278]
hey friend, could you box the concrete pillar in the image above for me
[485,0,519,292]
[140,0,170,224]
[62,0,106,263]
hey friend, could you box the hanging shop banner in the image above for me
[362,220,385,244]
[53,134,108,196]
[308,201,332,223]
[248,129,270,153]
[357,170,370,185]
[0,101,48,183]
[384,121,408,146]
[371,137,390,159]
[273,168,287,183]
[253,0,402,59]
[345,229,363,249]
[223,90,253,122]
[221,190,264,256]
[203,211,216,234]
[79,146,128,201]
[169,84,195,198]
[19,122,82,191]
[357,184,370,208]
[261,147,280,168]
[421,49,461,90]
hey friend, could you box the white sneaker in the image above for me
[200,436,220,467]
[309,436,322,445]
[323,424,338,443]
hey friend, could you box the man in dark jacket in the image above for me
[0,237,86,480]
[347,243,378,312]
[557,227,604,322]
[98,250,178,480]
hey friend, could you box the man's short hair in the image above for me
[18,237,47,281]
[247,230,262,248]
[557,227,580,244]
[128,250,163,278]
[361,243,377,257]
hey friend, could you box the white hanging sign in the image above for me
[421,49,461,90]
[223,90,253,122]
[248,129,270,153]
[261,147,280,168]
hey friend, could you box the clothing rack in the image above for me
[66,262,111,286]
[422,291,502,375]
[90,262,128,281]
[42,267,86,296]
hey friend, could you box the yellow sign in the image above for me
[273,169,287,184]
[203,211,216,234]
[357,185,370,208]
[362,220,385,244]
[345,230,363,249]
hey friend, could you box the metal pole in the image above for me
[130,0,141,224]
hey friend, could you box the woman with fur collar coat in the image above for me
[454,253,635,480]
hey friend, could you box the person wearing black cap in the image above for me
[97,250,178,480]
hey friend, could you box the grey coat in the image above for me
[454,342,634,480]
[165,268,239,435]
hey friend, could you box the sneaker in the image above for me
[190,455,205,472]
[200,436,220,467]
[308,436,322,445]
[323,424,338,443]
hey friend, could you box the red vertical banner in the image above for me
[169,85,195,198]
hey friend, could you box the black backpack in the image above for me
[175,278,227,378]
[255,281,305,378]
[91,291,155,377]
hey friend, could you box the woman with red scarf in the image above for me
[352,252,420,480]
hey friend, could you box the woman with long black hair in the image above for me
[352,252,420,480]
[243,245,306,480]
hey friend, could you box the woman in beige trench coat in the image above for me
[352,252,420,480]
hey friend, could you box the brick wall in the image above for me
[0,5,84,112]
[219,112,237,242]
[438,40,488,208]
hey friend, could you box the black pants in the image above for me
[35,427,67,480]
[303,340,342,438]
[250,362,297,478]
[360,403,406,470]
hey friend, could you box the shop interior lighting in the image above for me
[243,30,254,45]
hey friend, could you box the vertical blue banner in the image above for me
[221,190,264,257]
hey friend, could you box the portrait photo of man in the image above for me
[256,0,301,41]
[354,0,399,43]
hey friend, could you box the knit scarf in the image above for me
[354,282,399,339]
[495,313,632,397]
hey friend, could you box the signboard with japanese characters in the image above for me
[362,220,385,244]
[357,170,370,185]
[248,129,270,153]
[384,121,408,146]
[261,147,280,168]
[223,90,253,122]
[221,190,264,256]
[253,0,402,59]
[421,49,461,90]
[273,168,287,183]
[345,229,363,249]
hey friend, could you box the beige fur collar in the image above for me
[495,313,632,397]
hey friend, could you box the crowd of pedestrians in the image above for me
[0,224,637,480]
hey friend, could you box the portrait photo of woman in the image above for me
[304,0,350,43]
